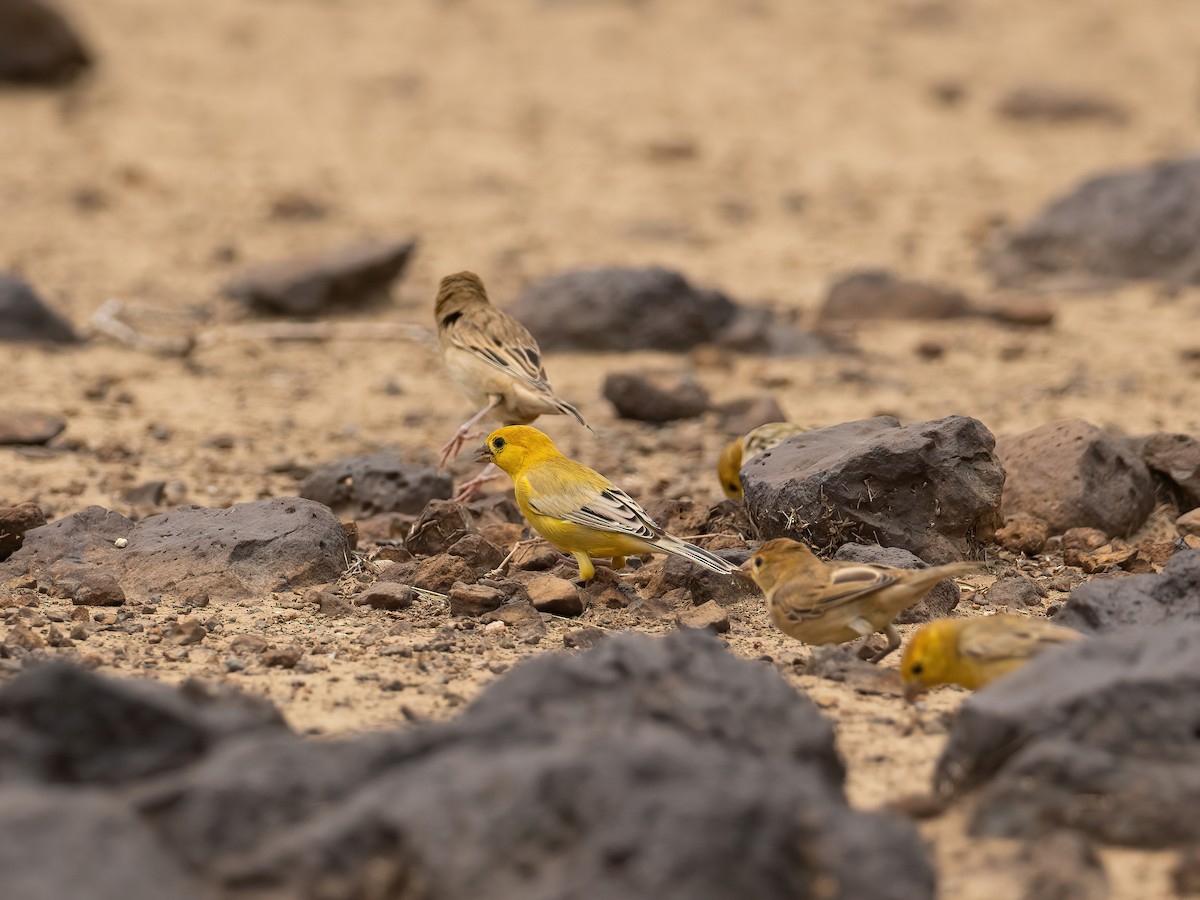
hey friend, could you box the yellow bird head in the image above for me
[717,438,745,499]
[475,425,560,475]
[740,537,821,592]
[899,619,963,701]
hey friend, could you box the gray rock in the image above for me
[936,623,1200,847]
[997,419,1155,537]
[1052,549,1200,631]
[0,502,45,561]
[117,498,352,600]
[818,269,972,323]
[0,787,201,900]
[223,237,416,316]
[987,156,1200,286]
[509,265,739,351]
[0,0,90,85]
[743,416,1003,564]
[986,575,1046,608]
[0,410,66,445]
[603,368,710,422]
[300,454,452,517]
[0,274,77,342]
[154,631,933,899]
[832,543,962,622]
[0,663,283,783]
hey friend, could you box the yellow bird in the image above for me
[717,422,810,499]
[900,614,1083,700]
[476,425,740,582]
[435,272,587,495]
[742,537,982,662]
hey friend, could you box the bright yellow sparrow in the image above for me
[435,272,587,497]
[900,614,1083,700]
[476,425,739,582]
[717,422,810,499]
[742,538,983,662]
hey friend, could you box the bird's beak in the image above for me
[737,557,757,581]
[473,444,494,464]
[902,681,927,704]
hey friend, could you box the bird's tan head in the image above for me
[435,271,490,325]
[717,438,744,499]
[474,425,560,475]
[740,538,819,592]
[899,619,962,702]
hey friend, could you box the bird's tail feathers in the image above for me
[656,535,740,576]
[554,397,591,431]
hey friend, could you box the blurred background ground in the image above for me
[3,1,1200,897]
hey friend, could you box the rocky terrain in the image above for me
[3,0,1200,897]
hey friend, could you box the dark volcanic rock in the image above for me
[509,265,739,351]
[223,237,416,316]
[0,663,283,783]
[832,543,963,622]
[118,498,352,601]
[987,156,1200,286]
[405,499,472,556]
[1053,549,1200,631]
[936,623,1200,847]
[0,506,133,582]
[0,274,77,342]
[0,410,66,445]
[986,575,1046,609]
[1139,432,1200,510]
[603,368,710,422]
[0,0,91,85]
[743,416,1003,564]
[818,269,972,324]
[0,787,201,900]
[300,454,452,518]
[152,631,933,899]
[0,502,46,561]
[997,419,1155,537]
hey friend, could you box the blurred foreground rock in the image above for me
[1052,549,1200,630]
[0,633,935,899]
[223,237,417,316]
[988,156,1200,286]
[936,622,1200,847]
[997,419,1154,537]
[743,416,1003,563]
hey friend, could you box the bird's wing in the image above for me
[777,564,899,622]
[959,621,1081,663]
[445,304,553,391]
[525,467,662,542]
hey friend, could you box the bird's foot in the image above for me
[452,465,501,503]
[438,427,484,472]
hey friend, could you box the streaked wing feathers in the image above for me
[446,305,551,390]
[778,565,899,622]
[526,471,661,542]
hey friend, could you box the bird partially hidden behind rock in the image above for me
[742,538,983,662]
[435,271,588,501]
[717,421,811,499]
[477,425,739,583]
[900,613,1084,701]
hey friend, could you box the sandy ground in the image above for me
[4,0,1200,896]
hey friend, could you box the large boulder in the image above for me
[743,416,1004,564]
[1,498,353,602]
[936,623,1200,848]
[996,419,1155,537]
[1052,549,1200,631]
[987,156,1200,286]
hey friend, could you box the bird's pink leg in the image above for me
[438,397,501,470]
[452,462,502,503]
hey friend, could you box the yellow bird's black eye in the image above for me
[910,662,924,675]
[492,436,507,450]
